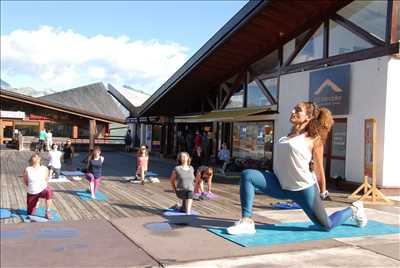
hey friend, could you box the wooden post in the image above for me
[212,121,218,158]
[39,120,45,131]
[72,125,78,138]
[89,119,96,151]
[350,119,392,204]
[0,120,4,145]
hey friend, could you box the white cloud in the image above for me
[1,26,189,93]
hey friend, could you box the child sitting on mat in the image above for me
[85,146,104,199]
[136,145,149,185]
[170,152,195,214]
[23,153,53,219]
[194,165,214,199]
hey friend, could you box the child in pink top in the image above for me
[136,145,149,185]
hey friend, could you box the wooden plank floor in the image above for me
[1,150,281,224]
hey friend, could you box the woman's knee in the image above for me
[86,173,95,181]
[241,169,257,182]
[45,188,53,200]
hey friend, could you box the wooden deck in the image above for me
[1,150,280,224]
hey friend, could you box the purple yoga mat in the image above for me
[162,208,199,216]
[205,192,219,200]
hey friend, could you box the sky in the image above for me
[0,0,247,93]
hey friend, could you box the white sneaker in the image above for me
[353,201,368,228]
[226,220,256,235]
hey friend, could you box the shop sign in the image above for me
[29,114,51,120]
[0,110,25,119]
[309,65,350,115]
[126,117,137,124]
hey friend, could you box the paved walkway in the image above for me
[1,150,399,267]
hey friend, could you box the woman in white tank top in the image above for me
[23,153,53,219]
[227,102,368,235]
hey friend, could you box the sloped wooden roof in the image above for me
[139,0,352,116]
[40,82,125,120]
[1,89,125,124]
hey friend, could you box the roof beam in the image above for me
[332,14,385,46]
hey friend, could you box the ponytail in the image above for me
[303,102,334,144]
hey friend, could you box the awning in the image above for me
[174,106,277,123]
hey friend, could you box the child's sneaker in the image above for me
[193,193,201,200]
[226,219,256,235]
[352,201,368,227]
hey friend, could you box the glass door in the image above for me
[325,118,347,179]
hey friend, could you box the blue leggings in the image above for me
[240,169,353,231]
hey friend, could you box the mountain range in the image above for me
[0,79,57,97]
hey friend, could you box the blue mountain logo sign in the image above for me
[309,65,350,115]
[314,79,343,95]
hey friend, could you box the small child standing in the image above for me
[136,145,149,185]
[48,143,62,179]
[170,152,195,214]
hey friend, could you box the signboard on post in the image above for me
[350,118,392,203]
[364,119,376,178]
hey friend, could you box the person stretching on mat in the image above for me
[227,102,368,235]
[136,145,149,185]
[170,152,195,214]
[23,153,53,219]
[194,166,214,199]
[48,143,62,179]
[85,146,104,199]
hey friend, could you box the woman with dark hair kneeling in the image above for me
[194,166,214,199]
[227,102,368,235]
[23,153,53,219]
[170,152,195,214]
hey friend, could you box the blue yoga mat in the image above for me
[146,171,159,177]
[15,208,61,222]
[75,189,107,201]
[163,208,199,216]
[271,202,301,210]
[208,219,400,247]
[0,208,13,219]
[61,170,85,176]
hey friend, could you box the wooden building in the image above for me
[136,0,399,187]
[0,83,125,150]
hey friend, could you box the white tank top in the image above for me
[26,166,48,194]
[48,150,62,168]
[274,134,316,191]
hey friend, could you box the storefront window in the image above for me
[283,30,310,64]
[329,20,373,56]
[330,159,346,178]
[232,121,274,170]
[78,126,89,138]
[291,24,324,64]
[331,122,347,157]
[14,121,39,137]
[261,77,278,102]
[152,125,162,151]
[247,81,270,107]
[225,87,244,109]
[326,120,347,179]
[44,122,72,137]
[338,0,387,41]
